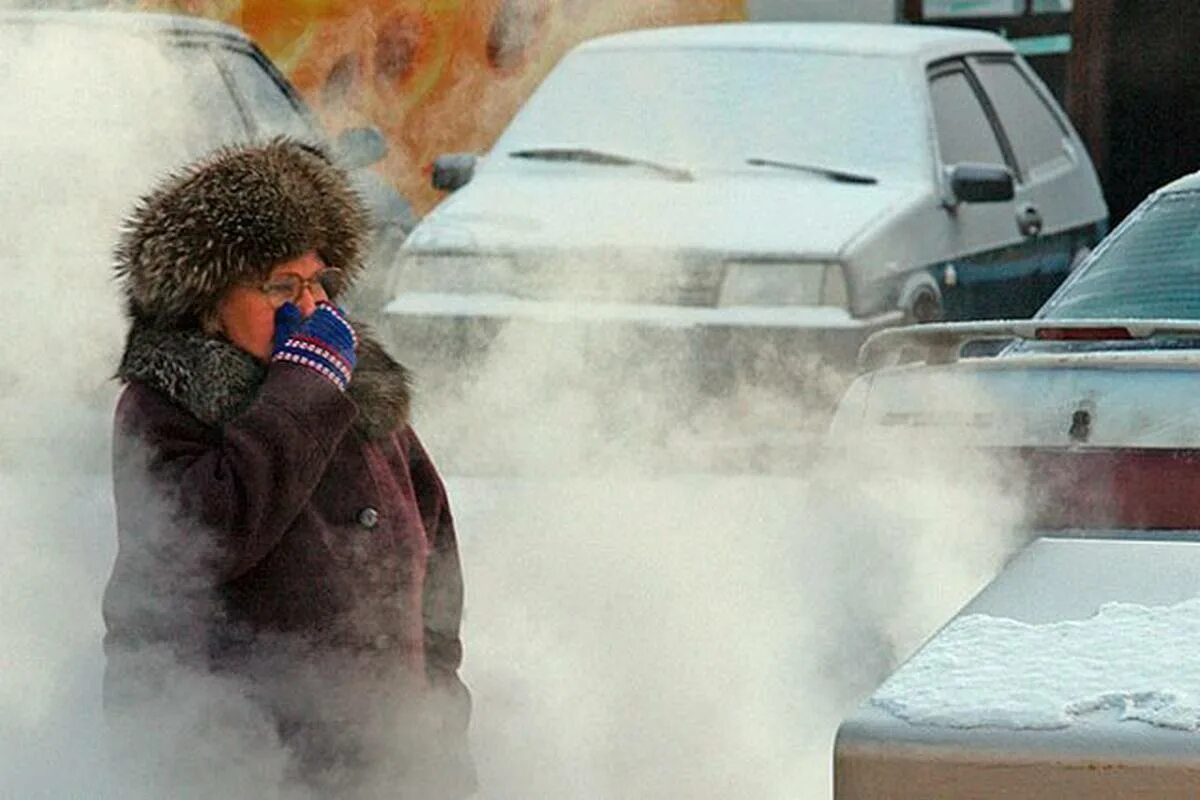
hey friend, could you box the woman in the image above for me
[102,138,473,797]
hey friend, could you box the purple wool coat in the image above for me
[102,324,471,792]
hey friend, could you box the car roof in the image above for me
[0,9,248,43]
[580,22,1013,63]
[1157,169,1200,194]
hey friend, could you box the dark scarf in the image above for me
[116,322,411,439]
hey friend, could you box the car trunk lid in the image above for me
[832,320,1200,530]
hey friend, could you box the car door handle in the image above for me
[1017,204,1043,237]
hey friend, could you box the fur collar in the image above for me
[117,322,410,440]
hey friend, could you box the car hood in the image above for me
[406,169,920,257]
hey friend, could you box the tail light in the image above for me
[1016,447,1200,530]
[1034,326,1134,341]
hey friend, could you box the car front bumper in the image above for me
[379,295,904,471]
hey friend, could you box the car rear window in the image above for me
[1041,190,1200,319]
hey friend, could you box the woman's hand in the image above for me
[270,301,358,390]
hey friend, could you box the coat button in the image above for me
[373,634,393,650]
[357,507,380,529]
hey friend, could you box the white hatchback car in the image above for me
[385,23,1106,392]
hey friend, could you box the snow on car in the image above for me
[837,537,1200,799]
[383,22,1106,410]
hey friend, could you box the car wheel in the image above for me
[911,289,942,323]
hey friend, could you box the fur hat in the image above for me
[115,137,369,327]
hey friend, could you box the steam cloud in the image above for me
[1,7,1030,799]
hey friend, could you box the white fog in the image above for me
[0,8,1033,799]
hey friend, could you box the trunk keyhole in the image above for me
[1069,409,1092,443]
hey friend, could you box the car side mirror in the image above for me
[432,153,478,192]
[334,127,387,170]
[948,163,1014,204]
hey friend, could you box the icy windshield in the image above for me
[492,47,928,180]
[1041,190,1200,320]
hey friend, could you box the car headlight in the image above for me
[394,253,517,295]
[718,261,848,308]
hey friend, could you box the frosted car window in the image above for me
[1042,191,1200,319]
[929,69,1006,168]
[974,60,1067,179]
[492,48,929,181]
[218,49,314,140]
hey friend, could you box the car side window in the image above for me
[972,59,1069,179]
[216,48,315,140]
[929,68,1007,168]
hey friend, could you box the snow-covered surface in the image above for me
[406,171,919,255]
[872,596,1200,731]
[486,43,931,180]
[385,291,893,329]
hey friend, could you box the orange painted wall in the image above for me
[139,0,747,214]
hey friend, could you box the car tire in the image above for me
[911,289,942,323]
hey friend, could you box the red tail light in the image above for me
[1034,326,1134,341]
[1016,447,1200,530]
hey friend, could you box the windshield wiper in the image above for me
[746,157,877,185]
[509,147,694,182]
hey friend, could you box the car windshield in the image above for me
[492,47,929,181]
[1041,190,1200,320]
[1,24,249,249]
[1,26,247,186]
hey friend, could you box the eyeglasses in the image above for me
[257,267,347,307]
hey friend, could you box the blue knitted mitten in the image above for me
[271,301,358,390]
